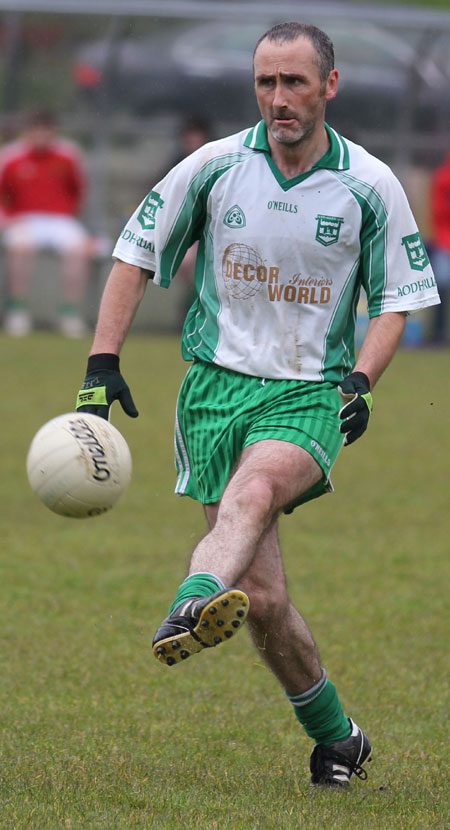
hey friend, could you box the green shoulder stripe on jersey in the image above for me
[160,151,249,288]
[244,121,349,191]
[321,257,361,382]
[76,386,108,408]
[182,211,222,363]
[332,171,388,317]
[321,172,389,380]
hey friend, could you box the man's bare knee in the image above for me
[220,473,279,529]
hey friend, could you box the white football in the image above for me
[26,412,132,518]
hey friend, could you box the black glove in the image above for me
[76,353,138,420]
[338,371,373,446]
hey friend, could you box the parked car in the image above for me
[73,20,450,134]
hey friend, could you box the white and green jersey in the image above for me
[113,121,439,382]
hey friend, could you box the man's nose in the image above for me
[272,81,289,109]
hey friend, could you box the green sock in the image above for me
[169,572,226,614]
[287,670,352,745]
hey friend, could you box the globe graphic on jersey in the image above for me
[222,243,265,299]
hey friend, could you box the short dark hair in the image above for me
[254,22,335,86]
[180,113,213,139]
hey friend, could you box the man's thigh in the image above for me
[224,439,323,514]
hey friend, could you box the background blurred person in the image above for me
[0,109,90,337]
[428,151,450,345]
[165,113,214,171]
[160,114,214,329]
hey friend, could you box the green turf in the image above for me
[0,333,448,829]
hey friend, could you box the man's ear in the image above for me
[324,69,339,102]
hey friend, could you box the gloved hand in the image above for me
[76,353,138,420]
[338,371,373,446]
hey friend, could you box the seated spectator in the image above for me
[0,109,90,337]
[428,151,450,345]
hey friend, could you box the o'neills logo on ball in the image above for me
[69,418,111,481]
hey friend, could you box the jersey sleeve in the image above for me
[112,151,208,286]
[359,167,440,317]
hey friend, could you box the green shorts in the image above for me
[174,361,344,513]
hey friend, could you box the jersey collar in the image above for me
[244,120,349,189]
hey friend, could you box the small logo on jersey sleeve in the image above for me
[137,190,164,230]
[223,204,246,229]
[315,214,344,246]
[401,232,430,272]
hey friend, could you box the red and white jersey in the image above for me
[0,137,87,217]
[431,153,450,252]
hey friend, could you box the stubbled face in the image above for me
[253,36,338,147]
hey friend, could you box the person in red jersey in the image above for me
[0,110,90,337]
[429,152,450,344]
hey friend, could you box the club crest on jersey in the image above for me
[401,232,430,272]
[223,204,246,229]
[315,214,344,246]
[137,190,164,230]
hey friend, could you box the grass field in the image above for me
[0,333,448,829]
